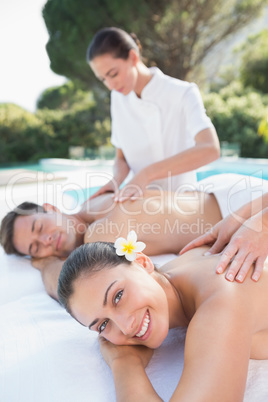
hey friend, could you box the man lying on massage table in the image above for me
[1,174,267,300]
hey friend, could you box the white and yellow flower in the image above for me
[114,230,146,262]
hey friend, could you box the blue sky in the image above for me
[0,0,65,112]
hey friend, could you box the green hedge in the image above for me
[0,104,51,163]
[0,101,111,164]
[203,82,268,158]
[239,30,268,94]
[1,80,268,164]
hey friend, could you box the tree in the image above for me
[37,81,93,110]
[0,101,112,164]
[43,0,268,86]
[239,29,268,94]
[0,104,55,163]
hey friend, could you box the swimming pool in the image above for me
[1,157,268,203]
[1,157,268,179]
[0,158,114,173]
[62,157,268,204]
[196,157,268,181]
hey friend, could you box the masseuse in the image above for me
[87,27,220,201]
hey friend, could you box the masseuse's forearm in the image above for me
[111,357,162,402]
[113,149,130,187]
[144,127,220,184]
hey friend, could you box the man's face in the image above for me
[13,209,78,259]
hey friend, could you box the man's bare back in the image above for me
[82,190,222,255]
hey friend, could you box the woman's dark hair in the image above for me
[58,242,131,314]
[86,27,142,62]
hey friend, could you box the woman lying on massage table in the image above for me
[58,231,268,402]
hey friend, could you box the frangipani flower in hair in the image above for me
[114,230,146,262]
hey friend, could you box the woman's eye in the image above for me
[99,319,109,334]
[114,290,123,305]
[110,72,118,78]
[39,224,43,232]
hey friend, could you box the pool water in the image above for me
[1,157,268,204]
[0,158,114,173]
[1,157,268,179]
[0,162,46,171]
[64,157,268,205]
[0,162,76,173]
[196,158,268,181]
[65,186,99,204]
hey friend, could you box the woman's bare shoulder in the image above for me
[161,246,212,272]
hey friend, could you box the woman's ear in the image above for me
[43,203,60,213]
[128,48,139,66]
[135,252,154,273]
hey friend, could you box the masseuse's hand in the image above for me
[216,212,268,282]
[180,214,242,257]
[114,170,148,202]
[99,337,154,369]
[180,212,268,282]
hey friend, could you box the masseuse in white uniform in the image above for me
[87,27,220,202]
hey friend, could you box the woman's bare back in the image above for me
[162,246,268,359]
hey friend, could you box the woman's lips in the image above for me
[135,310,151,340]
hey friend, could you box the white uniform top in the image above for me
[111,67,214,191]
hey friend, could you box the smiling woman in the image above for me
[58,242,171,349]
[58,238,268,402]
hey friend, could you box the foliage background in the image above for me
[42,0,267,84]
[1,1,268,164]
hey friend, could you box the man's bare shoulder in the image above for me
[79,193,116,222]
[83,217,122,244]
